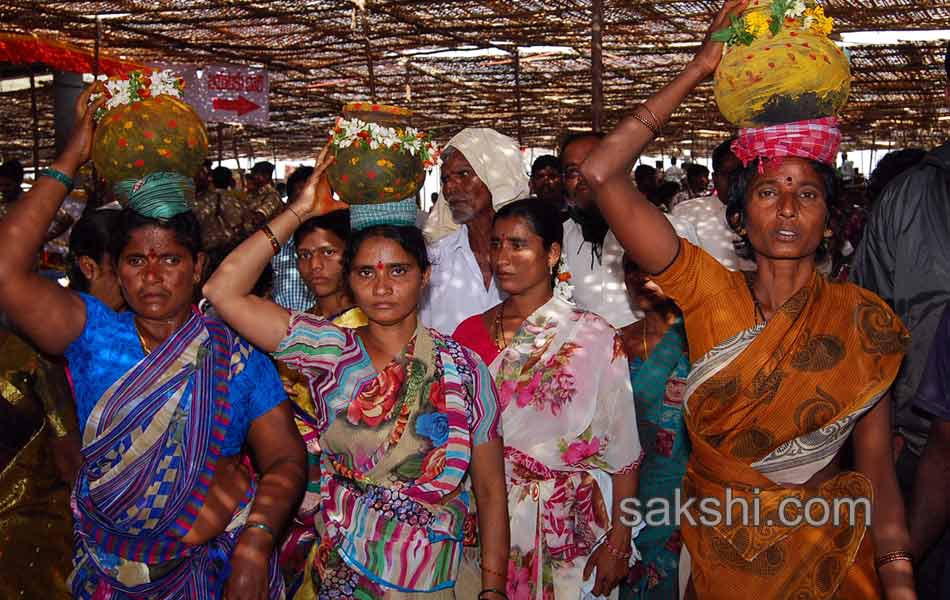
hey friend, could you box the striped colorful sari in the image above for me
[69,311,284,600]
[274,315,501,599]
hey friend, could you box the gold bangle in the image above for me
[875,550,913,569]
[631,112,659,137]
[639,103,662,135]
[260,224,282,255]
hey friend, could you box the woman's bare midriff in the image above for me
[181,454,252,545]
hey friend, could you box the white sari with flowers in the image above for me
[490,296,643,600]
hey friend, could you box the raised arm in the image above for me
[581,0,747,274]
[202,148,341,352]
[0,84,105,355]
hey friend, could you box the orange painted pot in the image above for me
[92,95,208,184]
[714,0,850,127]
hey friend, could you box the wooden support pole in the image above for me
[591,0,604,133]
[217,123,224,164]
[362,9,377,102]
[514,48,524,146]
[29,68,40,176]
[92,16,102,205]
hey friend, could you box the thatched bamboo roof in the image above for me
[2,1,948,168]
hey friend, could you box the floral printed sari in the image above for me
[458,296,643,600]
[274,314,501,599]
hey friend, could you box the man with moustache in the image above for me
[529,154,569,221]
[420,128,529,334]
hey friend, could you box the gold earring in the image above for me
[823,228,833,238]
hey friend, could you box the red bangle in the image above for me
[260,224,282,255]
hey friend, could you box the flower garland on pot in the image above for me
[328,117,440,169]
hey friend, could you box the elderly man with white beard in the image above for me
[420,128,530,334]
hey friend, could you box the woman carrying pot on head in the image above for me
[0,84,305,600]
[452,198,643,600]
[203,148,510,600]
[581,2,914,598]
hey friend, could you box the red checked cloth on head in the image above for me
[731,117,841,170]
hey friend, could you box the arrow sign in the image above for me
[212,96,261,116]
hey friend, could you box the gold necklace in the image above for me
[494,301,507,350]
[134,320,153,355]
[642,321,649,360]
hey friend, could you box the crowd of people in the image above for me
[1,2,949,599]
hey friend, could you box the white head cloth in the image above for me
[423,127,530,241]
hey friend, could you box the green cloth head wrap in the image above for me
[113,172,194,219]
[349,198,418,230]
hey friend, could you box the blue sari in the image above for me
[621,319,690,600]
[64,294,287,599]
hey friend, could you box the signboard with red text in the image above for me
[148,63,269,125]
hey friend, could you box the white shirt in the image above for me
[671,195,756,272]
[562,215,700,329]
[663,165,685,182]
[420,224,504,335]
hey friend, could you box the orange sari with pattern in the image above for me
[652,240,908,599]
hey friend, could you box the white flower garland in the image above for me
[96,70,185,113]
[328,117,439,167]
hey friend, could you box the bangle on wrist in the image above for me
[602,534,633,560]
[875,550,913,570]
[245,521,275,539]
[478,588,509,600]
[287,205,304,225]
[260,224,282,255]
[41,168,75,193]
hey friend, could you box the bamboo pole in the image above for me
[362,9,377,102]
[514,48,523,146]
[591,0,604,132]
[29,68,40,176]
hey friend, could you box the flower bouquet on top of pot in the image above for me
[712,0,850,127]
[91,70,209,186]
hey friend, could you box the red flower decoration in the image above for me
[346,362,405,427]
[367,170,377,180]
[428,380,446,411]
[417,447,446,484]
[340,174,350,183]
[134,159,145,167]
[167,119,178,128]
[143,130,155,140]
[117,138,128,148]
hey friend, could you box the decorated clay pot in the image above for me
[92,95,208,184]
[327,103,427,205]
[714,0,850,127]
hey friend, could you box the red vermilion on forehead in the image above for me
[147,249,159,260]
[376,261,385,270]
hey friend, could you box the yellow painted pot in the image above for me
[714,0,851,127]
[92,95,208,184]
